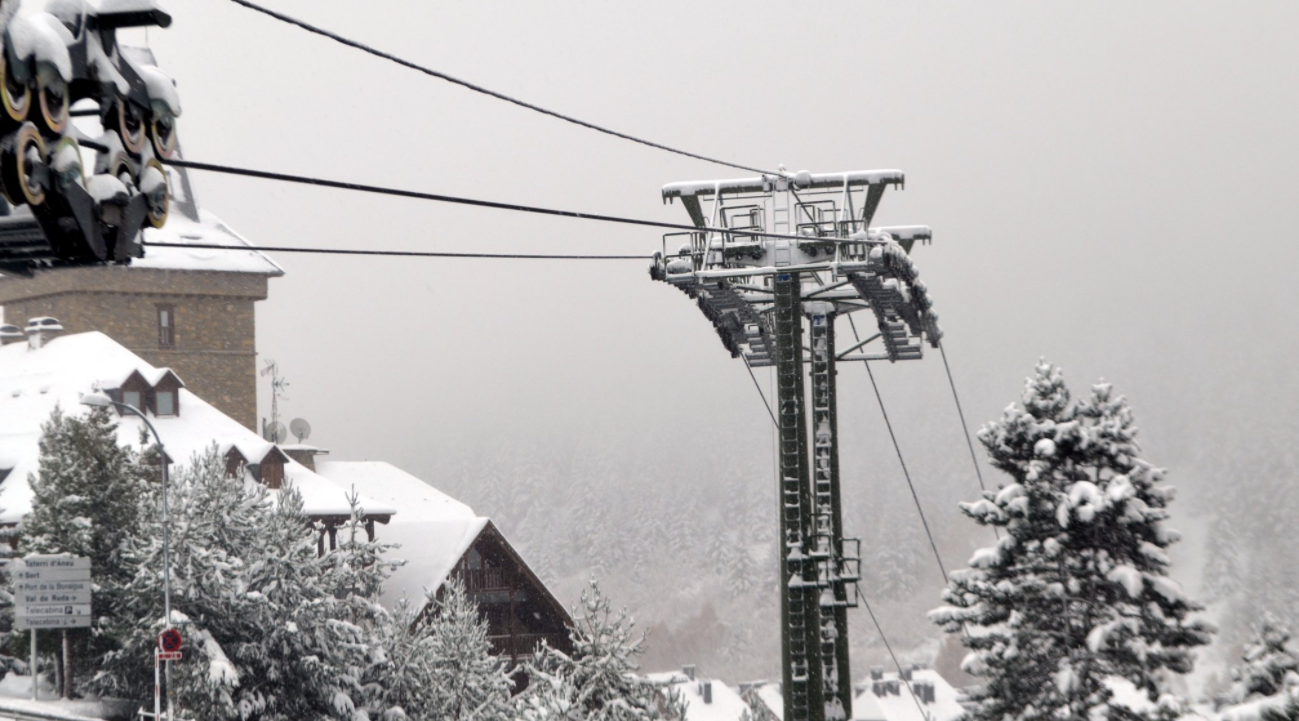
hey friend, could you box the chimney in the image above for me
[900,667,912,681]
[0,324,23,345]
[700,681,712,705]
[682,665,696,681]
[25,317,63,349]
[282,445,328,473]
[870,667,884,681]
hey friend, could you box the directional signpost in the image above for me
[5,555,92,700]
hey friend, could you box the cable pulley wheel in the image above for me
[106,151,136,186]
[37,75,68,134]
[150,110,177,158]
[2,122,47,206]
[50,136,83,190]
[115,96,146,154]
[0,53,30,123]
[142,158,169,228]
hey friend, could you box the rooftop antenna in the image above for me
[260,360,289,442]
[290,418,312,444]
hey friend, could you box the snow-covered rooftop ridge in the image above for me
[312,460,486,607]
[0,332,393,523]
[645,671,751,721]
[853,668,965,721]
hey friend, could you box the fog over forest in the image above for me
[60,0,1298,687]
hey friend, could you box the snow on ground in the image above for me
[0,332,394,523]
[0,673,117,720]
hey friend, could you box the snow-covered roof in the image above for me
[312,460,489,606]
[646,671,750,721]
[853,669,965,721]
[0,331,393,524]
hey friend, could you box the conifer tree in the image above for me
[929,361,1214,721]
[1231,616,1299,704]
[416,579,513,720]
[20,405,147,692]
[518,578,683,721]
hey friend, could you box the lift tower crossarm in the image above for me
[662,170,905,201]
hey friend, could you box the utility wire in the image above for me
[856,582,935,721]
[142,241,649,260]
[742,355,781,431]
[938,340,986,493]
[225,0,776,177]
[158,157,856,245]
[937,338,1001,540]
[847,316,949,585]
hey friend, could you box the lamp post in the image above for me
[79,392,173,720]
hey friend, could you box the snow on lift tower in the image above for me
[648,168,941,721]
[0,0,178,276]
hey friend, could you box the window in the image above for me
[261,461,284,489]
[157,305,174,347]
[155,391,175,416]
[122,390,141,410]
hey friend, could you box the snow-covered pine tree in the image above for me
[1230,616,1299,703]
[517,578,684,721]
[929,360,1214,721]
[406,578,514,720]
[93,447,272,717]
[20,405,147,692]
[97,450,413,721]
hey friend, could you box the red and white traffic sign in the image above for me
[157,651,182,661]
[158,628,183,653]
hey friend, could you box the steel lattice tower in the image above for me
[650,169,941,721]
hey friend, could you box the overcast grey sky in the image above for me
[121,0,1298,654]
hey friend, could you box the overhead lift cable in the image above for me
[937,339,1000,539]
[225,0,777,176]
[143,242,649,260]
[847,316,950,585]
[155,156,865,245]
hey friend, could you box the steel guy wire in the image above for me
[846,315,950,586]
[143,242,650,260]
[225,0,778,176]
[937,338,1000,540]
[152,155,866,245]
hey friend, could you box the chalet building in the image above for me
[313,460,574,664]
[0,326,571,662]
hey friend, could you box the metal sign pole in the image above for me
[30,630,36,701]
[154,647,161,721]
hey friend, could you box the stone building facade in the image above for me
[0,265,274,430]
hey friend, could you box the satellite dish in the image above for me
[290,418,312,443]
[267,421,287,444]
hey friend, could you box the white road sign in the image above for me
[17,616,91,629]
[18,589,91,605]
[7,556,93,630]
[16,604,91,618]
[12,556,90,570]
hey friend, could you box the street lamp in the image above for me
[79,391,174,720]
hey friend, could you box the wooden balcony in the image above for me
[460,567,510,592]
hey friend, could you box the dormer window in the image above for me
[155,390,175,417]
[122,390,141,411]
[146,369,184,418]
